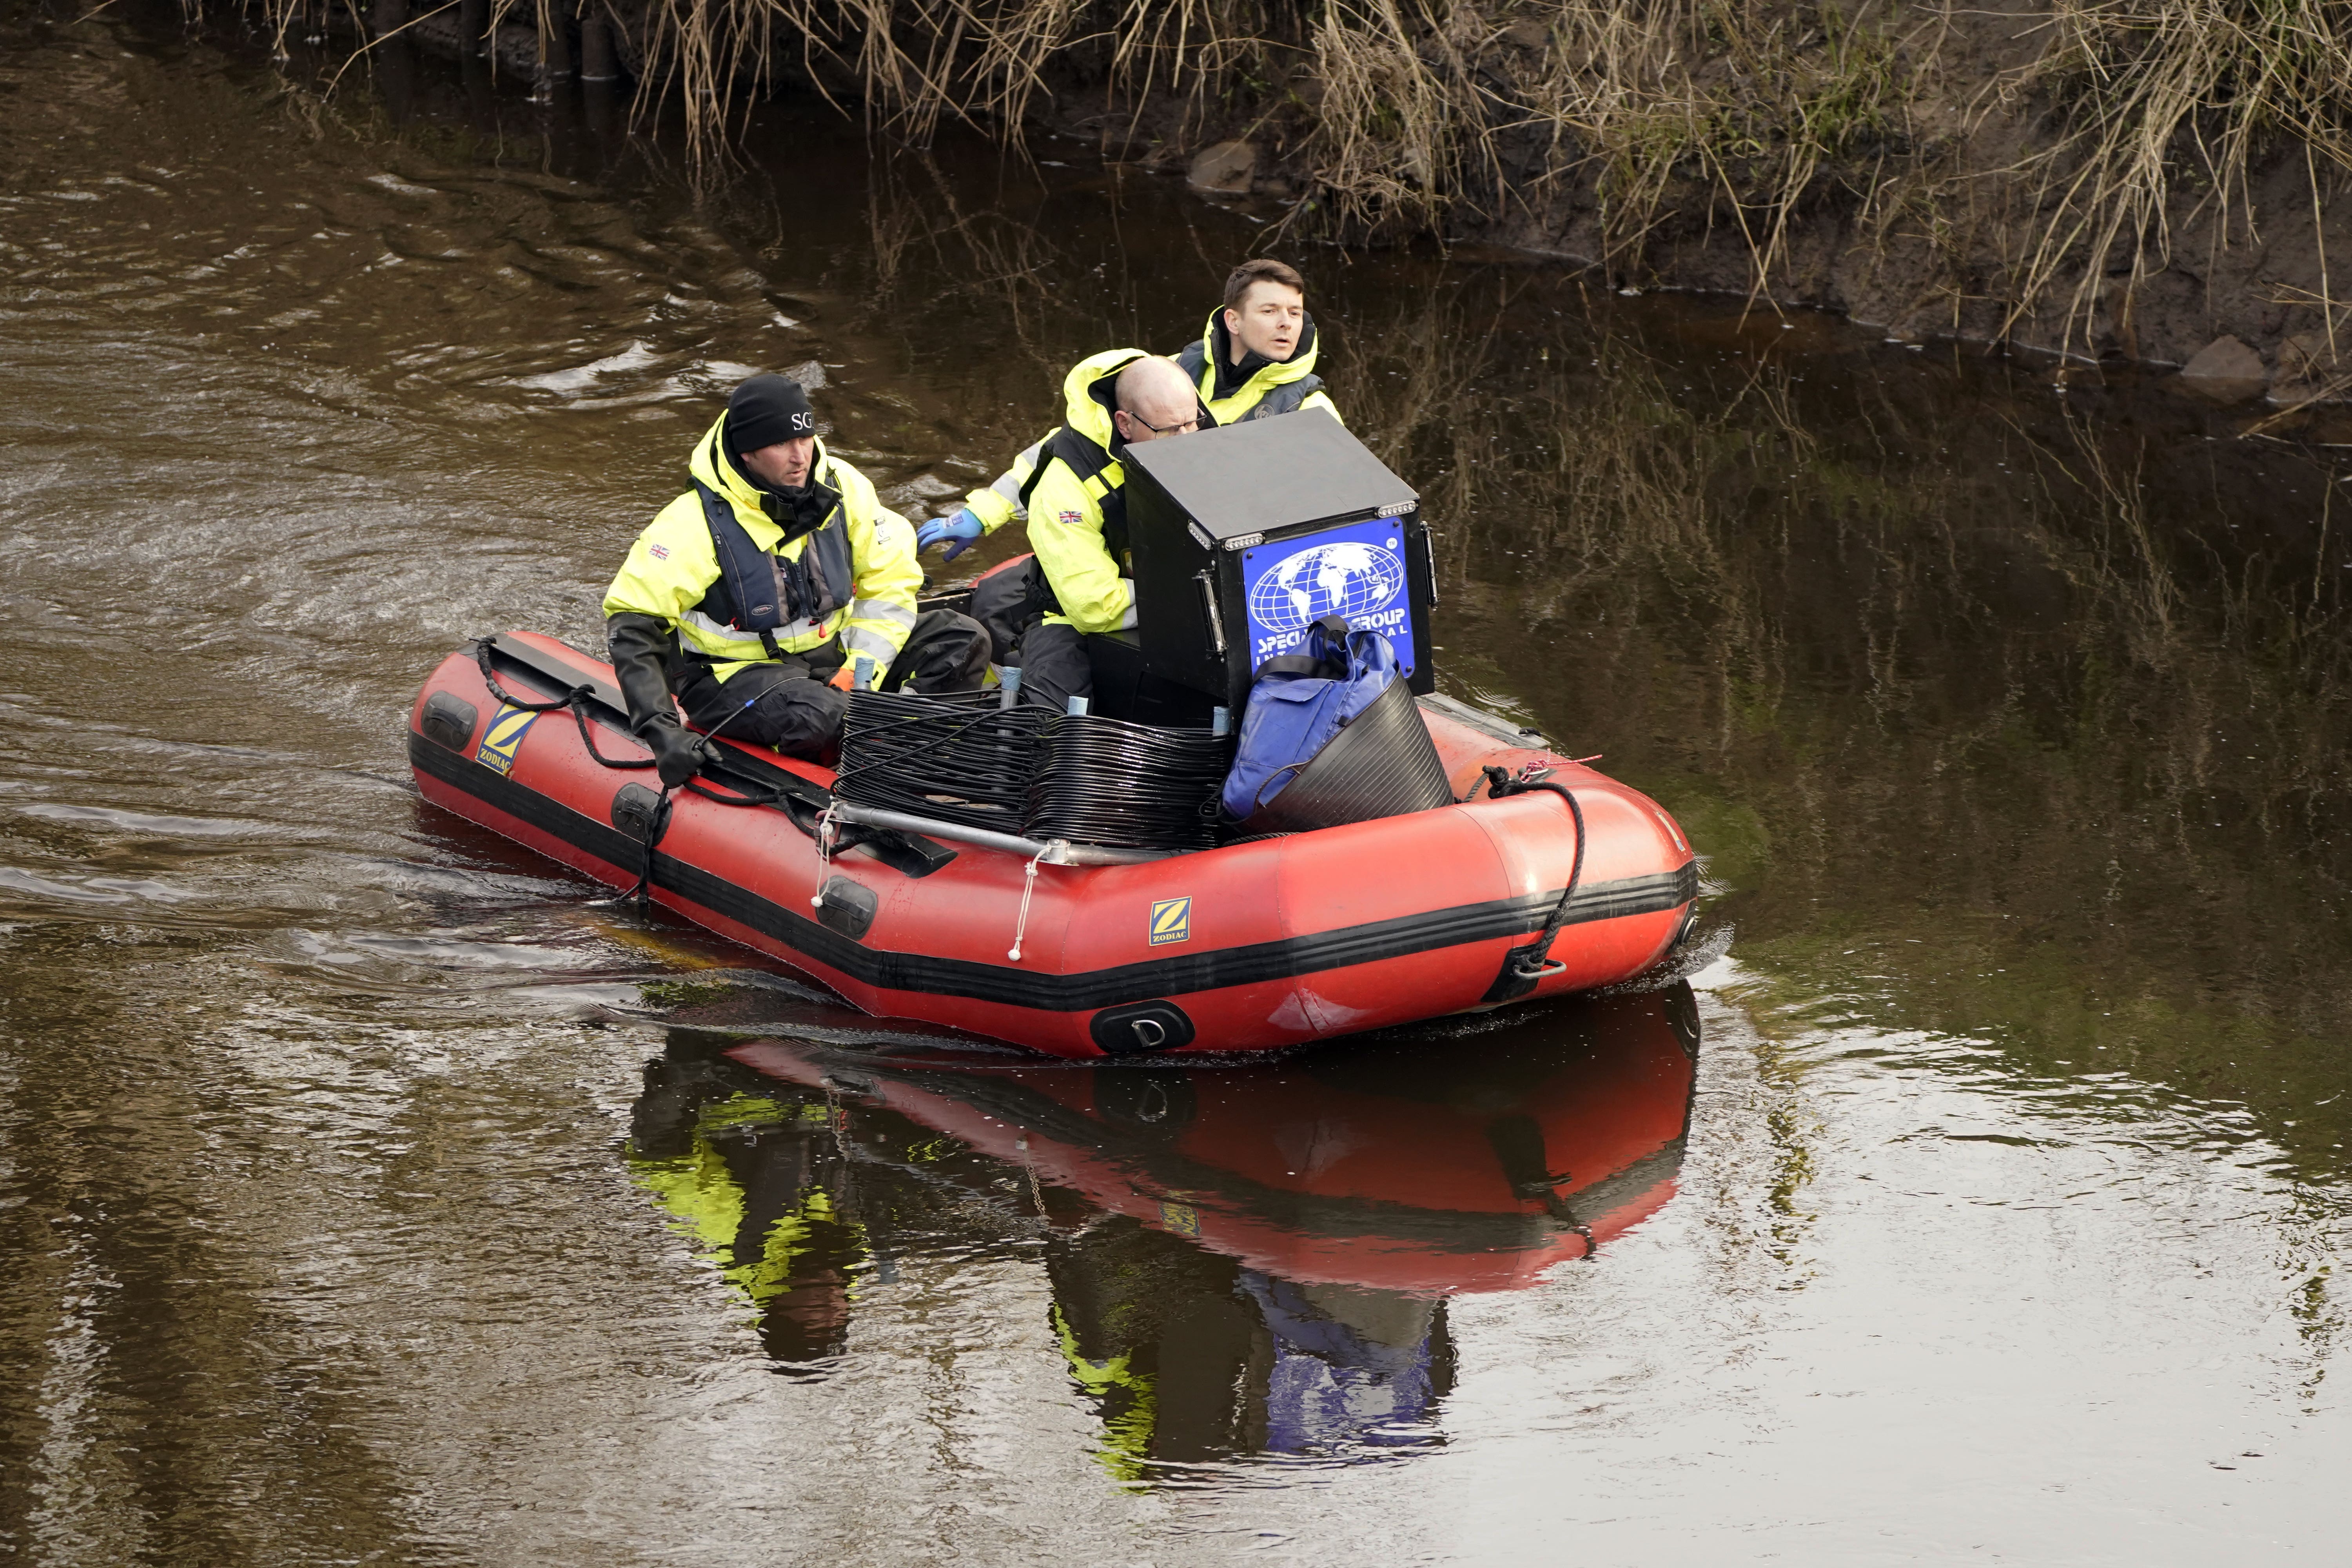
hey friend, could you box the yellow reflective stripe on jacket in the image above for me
[838,510,921,681]
[964,433,1047,531]
[679,604,841,657]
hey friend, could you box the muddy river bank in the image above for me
[3,3,2349,1561]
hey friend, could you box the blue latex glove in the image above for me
[915,507,984,562]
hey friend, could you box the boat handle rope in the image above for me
[464,642,1019,885]
[1482,764,1588,979]
[463,639,663,907]
[1006,844,1051,962]
[465,637,666,775]
[810,804,840,902]
[601,697,768,907]
[461,633,768,903]
[495,653,944,836]
[590,788,673,910]
[469,638,591,715]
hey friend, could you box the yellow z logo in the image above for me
[473,704,539,776]
[1149,896,1191,946]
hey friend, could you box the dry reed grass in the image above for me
[2002,0,2352,348]
[251,0,2352,352]
[621,0,1280,159]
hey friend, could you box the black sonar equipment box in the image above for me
[1122,408,1436,708]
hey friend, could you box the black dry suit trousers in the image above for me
[967,556,1094,714]
[675,609,989,759]
[1001,621,1094,714]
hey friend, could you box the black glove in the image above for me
[608,612,712,788]
[645,719,716,789]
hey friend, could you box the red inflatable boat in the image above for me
[408,632,1700,1058]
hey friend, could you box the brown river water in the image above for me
[4,2,2351,1561]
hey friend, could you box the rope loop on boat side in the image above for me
[811,804,840,905]
[469,638,657,774]
[1006,845,1051,962]
[1482,764,1588,978]
[589,783,673,911]
[471,641,791,909]
[470,637,591,714]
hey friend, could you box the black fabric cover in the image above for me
[1239,676,1453,834]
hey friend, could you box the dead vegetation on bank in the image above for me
[260,0,2352,361]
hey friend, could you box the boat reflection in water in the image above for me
[625,986,1700,1469]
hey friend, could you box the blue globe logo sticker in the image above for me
[1246,539,1407,634]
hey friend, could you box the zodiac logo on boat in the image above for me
[1245,538,1407,635]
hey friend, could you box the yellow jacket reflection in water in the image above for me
[626,1094,866,1360]
[1042,1218,1449,1474]
[604,414,921,686]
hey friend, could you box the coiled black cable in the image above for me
[834,691,1232,852]
[834,690,1050,833]
[1023,714,1234,851]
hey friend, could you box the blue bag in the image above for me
[1221,615,1405,819]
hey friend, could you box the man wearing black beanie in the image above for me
[602,374,988,779]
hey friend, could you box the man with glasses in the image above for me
[922,260,1336,565]
[961,351,1208,713]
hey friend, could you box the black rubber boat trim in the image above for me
[412,730,1696,1014]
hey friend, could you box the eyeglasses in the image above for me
[1127,411,1201,436]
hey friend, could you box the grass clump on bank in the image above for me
[2015,0,2352,346]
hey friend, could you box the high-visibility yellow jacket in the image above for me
[604,414,920,686]
[961,309,1341,532]
[1018,348,1148,636]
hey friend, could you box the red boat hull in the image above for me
[408,632,1698,1058]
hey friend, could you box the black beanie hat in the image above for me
[726,374,817,453]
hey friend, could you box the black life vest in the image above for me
[691,475,855,661]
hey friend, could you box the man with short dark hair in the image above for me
[918,259,1339,562]
[604,374,988,782]
[1177,258,1339,427]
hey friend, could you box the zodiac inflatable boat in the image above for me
[408,632,1700,1058]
